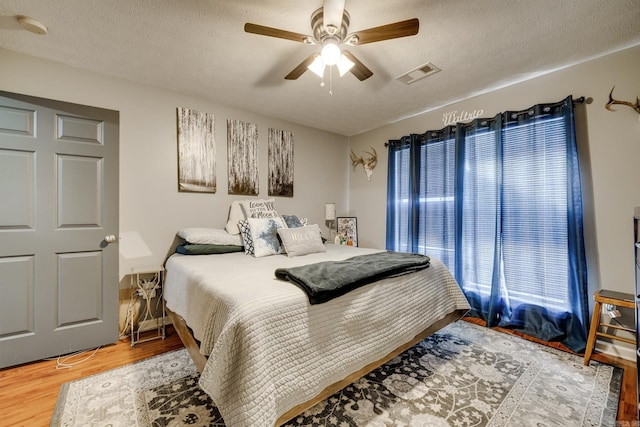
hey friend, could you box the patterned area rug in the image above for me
[51,321,622,427]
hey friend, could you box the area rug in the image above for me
[51,321,622,427]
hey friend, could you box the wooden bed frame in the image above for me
[166,306,467,426]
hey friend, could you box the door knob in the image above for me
[105,235,117,243]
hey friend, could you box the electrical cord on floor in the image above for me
[43,345,102,370]
[54,346,102,370]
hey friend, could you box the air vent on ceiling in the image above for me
[396,62,440,85]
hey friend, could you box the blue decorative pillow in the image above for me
[282,215,309,228]
[247,217,286,257]
[282,214,302,228]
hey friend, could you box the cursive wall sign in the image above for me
[442,109,484,126]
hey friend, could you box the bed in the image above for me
[164,243,470,427]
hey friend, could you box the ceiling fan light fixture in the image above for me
[308,56,325,77]
[245,5,419,84]
[321,40,341,65]
[337,54,354,76]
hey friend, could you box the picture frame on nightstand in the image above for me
[337,217,358,247]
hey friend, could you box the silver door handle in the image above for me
[105,235,117,243]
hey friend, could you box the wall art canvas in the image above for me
[337,217,358,247]
[227,119,258,195]
[268,128,294,197]
[176,107,216,193]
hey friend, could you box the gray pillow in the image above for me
[176,244,243,255]
[277,224,327,257]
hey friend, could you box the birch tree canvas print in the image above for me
[177,107,216,193]
[227,119,258,195]
[268,128,294,197]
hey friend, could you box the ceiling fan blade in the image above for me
[244,23,309,43]
[350,18,419,45]
[342,50,373,81]
[323,0,345,31]
[285,53,319,80]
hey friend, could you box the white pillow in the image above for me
[225,200,249,235]
[247,217,286,258]
[277,224,327,257]
[178,228,243,246]
[225,198,278,235]
[241,198,278,219]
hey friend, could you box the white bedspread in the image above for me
[164,244,470,427]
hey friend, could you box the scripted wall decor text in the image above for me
[442,109,484,126]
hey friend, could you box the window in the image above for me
[386,97,588,352]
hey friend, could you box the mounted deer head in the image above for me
[350,147,377,181]
[605,86,640,119]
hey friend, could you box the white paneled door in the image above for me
[0,91,119,368]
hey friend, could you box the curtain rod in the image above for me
[384,96,587,147]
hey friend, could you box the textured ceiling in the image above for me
[0,0,639,136]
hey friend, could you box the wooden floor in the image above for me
[0,322,637,426]
[0,327,184,427]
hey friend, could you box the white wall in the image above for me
[0,48,350,278]
[349,45,640,297]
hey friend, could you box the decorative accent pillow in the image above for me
[225,199,279,235]
[176,244,243,255]
[177,228,243,246]
[247,217,286,258]
[282,214,304,228]
[241,198,278,220]
[277,224,327,257]
[238,219,254,255]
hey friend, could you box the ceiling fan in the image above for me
[244,0,419,82]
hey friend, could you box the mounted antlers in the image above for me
[350,147,377,181]
[605,86,640,115]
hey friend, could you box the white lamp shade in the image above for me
[119,231,152,259]
[308,56,325,77]
[337,54,355,76]
[325,203,336,221]
[321,41,341,65]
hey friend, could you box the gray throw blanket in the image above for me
[275,251,430,304]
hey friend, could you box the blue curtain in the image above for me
[386,96,588,352]
[454,115,503,324]
[386,127,456,264]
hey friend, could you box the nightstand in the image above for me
[129,266,166,347]
[583,289,635,365]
